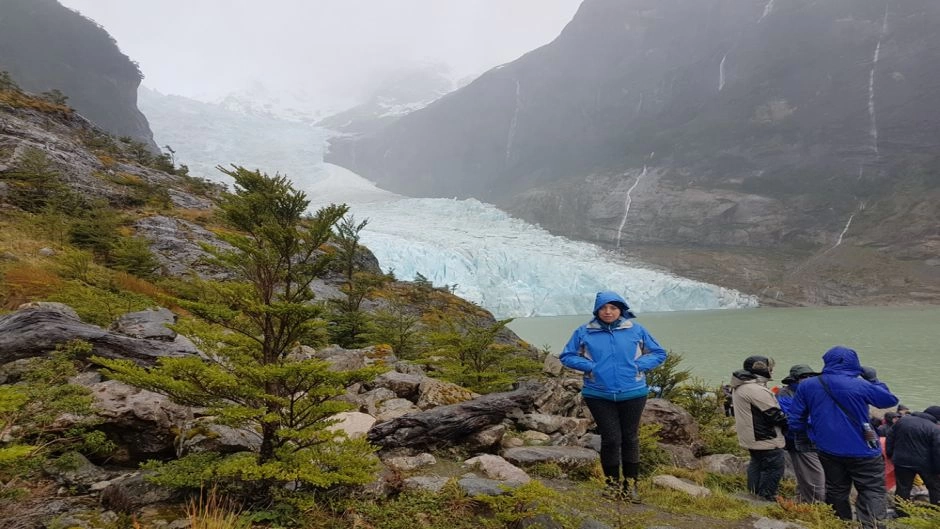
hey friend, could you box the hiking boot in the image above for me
[624,479,641,503]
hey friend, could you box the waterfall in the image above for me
[758,0,775,23]
[616,165,647,248]
[826,202,866,253]
[719,54,727,91]
[505,79,521,164]
[868,5,889,157]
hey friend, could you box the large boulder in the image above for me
[86,380,193,464]
[640,398,701,447]
[0,304,200,366]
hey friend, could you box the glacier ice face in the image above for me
[302,167,758,318]
[143,90,758,319]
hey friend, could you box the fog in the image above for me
[58,0,581,110]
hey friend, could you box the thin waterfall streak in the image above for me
[616,166,647,248]
[719,54,727,91]
[868,5,889,157]
[868,41,881,156]
[505,80,521,164]
[758,0,775,23]
[826,207,860,254]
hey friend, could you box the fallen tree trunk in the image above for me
[367,382,539,449]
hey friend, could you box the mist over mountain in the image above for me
[326,0,940,305]
[316,62,460,136]
[0,0,157,149]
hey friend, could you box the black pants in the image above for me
[818,452,887,529]
[895,466,940,505]
[584,395,647,482]
[747,448,785,500]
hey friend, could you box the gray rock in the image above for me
[652,474,711,497]
[371,371,424,400]
[375,398,420,422]
[384,453,437,472]
[457,476,514,497]
[87,379,194,464]
[466,423,507,451]
[183,422,261,454]
[700,453,749,475]
[464,454,530,483]
[402,476,450,493]
[110,307,177,341]
[100,472,178,512]
[415,378,477,409]
[640,399,701,447]
[133,215,233,280]
[38,247,55,257]
[752,517,807,529]
[0,304,200,365]
[542,355,563,377]
[42,452,112,492]
[502,446,598,468]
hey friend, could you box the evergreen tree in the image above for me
[94,166,380,502]
[429,318,539,393]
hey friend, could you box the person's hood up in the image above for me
[820,346,863,377]
[910,411,939,424]
[921,406,940,422]
[730,369,765,388]
[592,291,636,319]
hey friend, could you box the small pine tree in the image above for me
[94,166,380,503]
[0,148,67,212]
[429,318,538,393]
[364,298,423,359]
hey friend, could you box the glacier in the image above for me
[303,165,757,318]
[141,89,758,319]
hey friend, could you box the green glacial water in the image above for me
[507,306,939,411]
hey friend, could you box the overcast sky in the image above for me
[58,0,581,108]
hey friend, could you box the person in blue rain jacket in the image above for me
[560,291,667,501]
[787,346,899,529]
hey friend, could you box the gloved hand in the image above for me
[860,366,879,383]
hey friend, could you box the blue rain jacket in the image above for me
[559,291,667,400]
[787,346,898,458]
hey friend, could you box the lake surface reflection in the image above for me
[507,306,939,411]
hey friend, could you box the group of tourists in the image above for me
[556,290,938,529]
[729,346,940,529]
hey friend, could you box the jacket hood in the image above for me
[923,406,940,421]
[820,346,863,377]
[731,369,766,388]
[592,291,636,319]
[911,411,939,424]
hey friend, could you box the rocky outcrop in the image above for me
[0,0,157,148]
[0,304,199,365]
[327,0,940,305]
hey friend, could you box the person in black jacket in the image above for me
[885,405,940,507]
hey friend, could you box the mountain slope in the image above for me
[0,0,157,149]
[325,0,940,304]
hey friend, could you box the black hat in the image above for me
[924,406,940,422]
[743,355,775,379]
[781,364,818,385]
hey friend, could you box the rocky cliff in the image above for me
[326,0,940,305]
[0,0,157,149]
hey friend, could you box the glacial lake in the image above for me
[507,306,939,411]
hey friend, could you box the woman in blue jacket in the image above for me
[560,291,667,501]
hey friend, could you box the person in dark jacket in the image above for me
[560,291,667,502]
[731,355,788,501]
[878,412,901,437]
[886,406,940,507]
[787,346,899,529]
[777,364,826,503]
